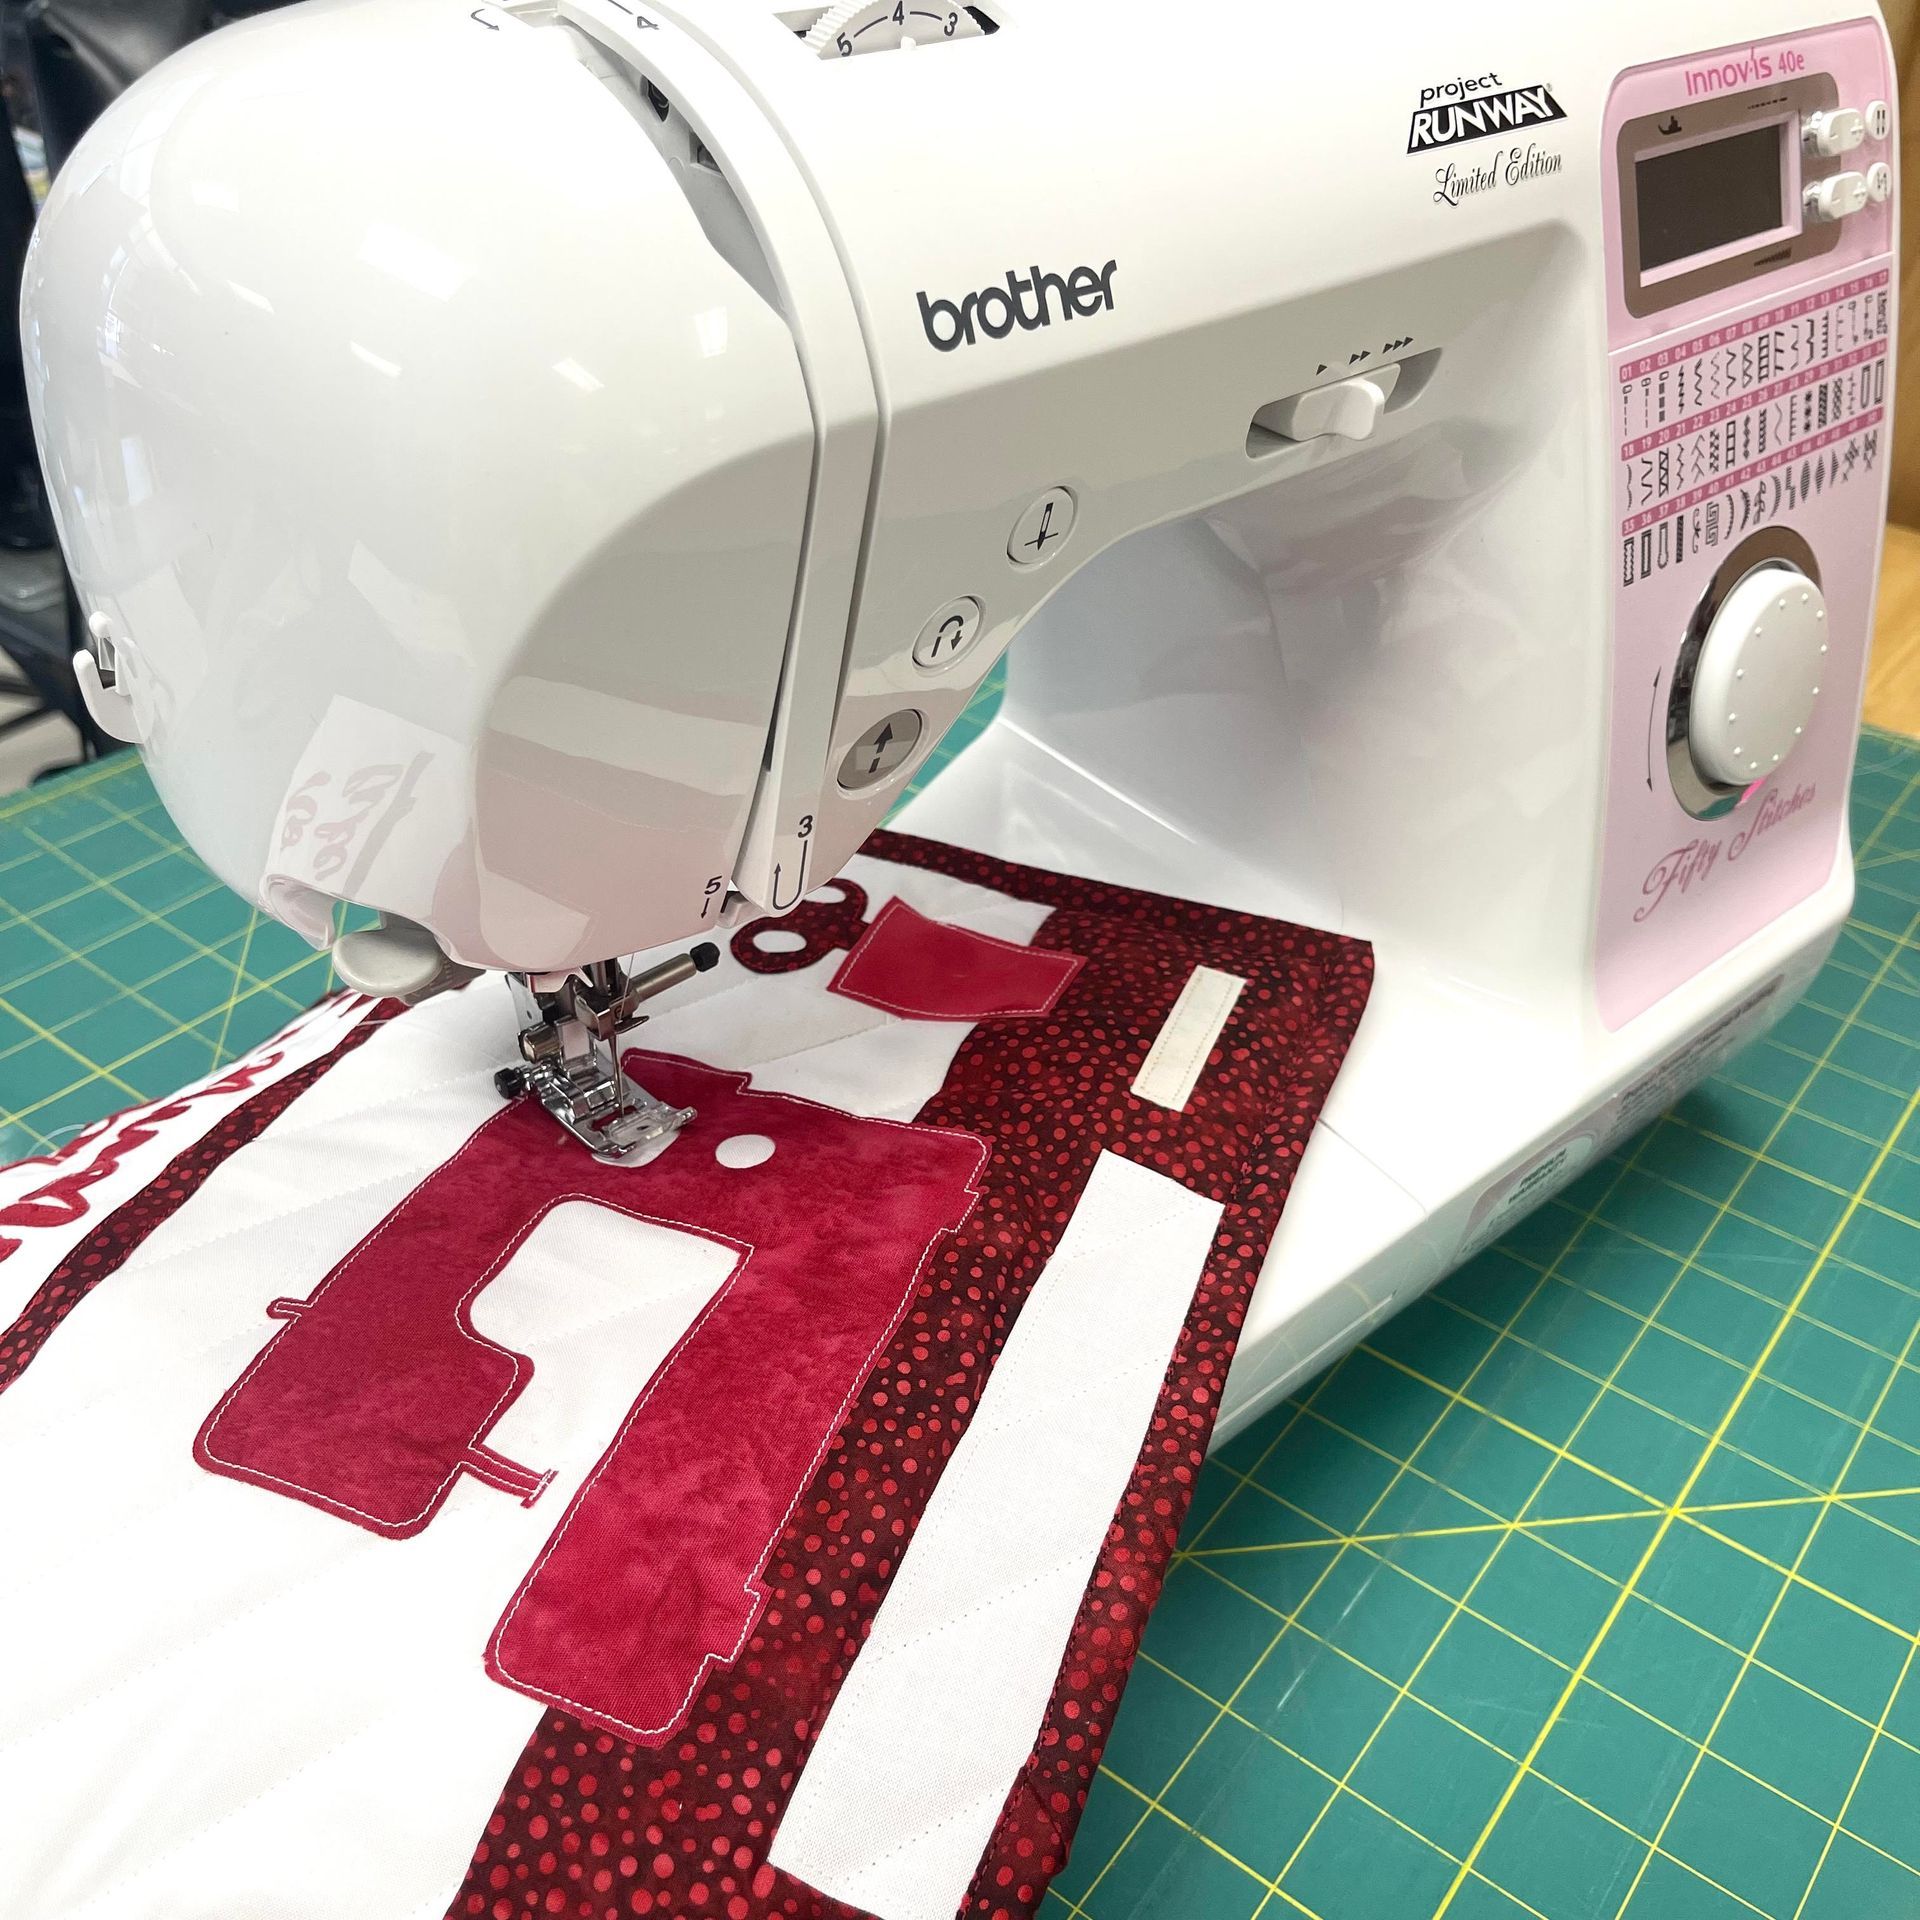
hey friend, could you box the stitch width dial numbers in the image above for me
[804,0,982,55]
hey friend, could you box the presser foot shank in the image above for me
[501,945,719,1160]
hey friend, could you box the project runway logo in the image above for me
[917,260,1119,351]
[1408,74,1566,152]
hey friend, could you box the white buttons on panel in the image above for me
[1867,100,1893,141]
[1868,162,1893,205]
[1687,566,1827,788]
[1803,107,1866,157]
[838,709,924,790]
[1804,170,1870,223]
[1007,486,1076,567]
[912,596,983,671]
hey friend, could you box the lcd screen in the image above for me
[1636,124,1786,275]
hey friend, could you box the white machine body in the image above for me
[21,0,1897,1435]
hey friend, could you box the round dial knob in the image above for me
[1688,564,1827,787]
[805,0,982,54]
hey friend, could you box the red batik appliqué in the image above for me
[194,1055,986,1744]
[0,841,1371,1920]
[732,881,1083,1021]
[451,834,1373,1920]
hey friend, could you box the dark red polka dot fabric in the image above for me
[0,836,1369,1920]
[452,830,1371,1920]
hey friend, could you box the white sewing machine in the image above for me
[20,0,1896,1437]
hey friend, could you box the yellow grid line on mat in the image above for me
[1430,913,1920,1918]
[1054,747,1920,1919]
[2,723,1917,1920]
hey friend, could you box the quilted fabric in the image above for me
[0,831,1371,1920]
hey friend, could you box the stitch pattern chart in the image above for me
[1617,272,1889,575]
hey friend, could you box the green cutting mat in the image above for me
[1,709,1917,1920]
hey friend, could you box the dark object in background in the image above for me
[0,0,291,774]
[0,36,80,772]
[24,0,293,175]
[0,65,46,554]
[24,0,208,174]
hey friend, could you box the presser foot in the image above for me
[506,1060,695,1162]
[501,944,719,1161]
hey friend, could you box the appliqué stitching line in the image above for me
[439,826,1374,1919]
[830,1521,1146,1676]
[800,1225,1203,1684]
[486,1097,991,1743]
[955,1345,1172,1445]
[7,1150,518,1464]
[12,1248,717,1610]
[1134,969,1245,1112]
[828,896,1084,1019]
[797,1776,1017,1885]
[126,1159,464,1290]
[194,1103,558,1530]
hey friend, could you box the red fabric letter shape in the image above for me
[731,884,1083,1020]
[828,897,1083,1020]
[195,1053,984,1743]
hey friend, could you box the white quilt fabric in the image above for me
[0,854,1083,1920]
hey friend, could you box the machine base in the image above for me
[897,712,1850,1441]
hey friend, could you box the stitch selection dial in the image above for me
[805,0,983,55]
[1687,563,1828,787]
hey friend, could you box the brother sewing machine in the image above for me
[18,0,1897,1437]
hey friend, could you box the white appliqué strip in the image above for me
[770,1151,1222,1920]
[1130,966,1244,1113]
[0,994,376,1320]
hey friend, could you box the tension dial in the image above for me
[805,0,983,56]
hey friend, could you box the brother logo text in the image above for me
[917,260,1119,351]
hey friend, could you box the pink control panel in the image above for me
[1596,21,1895,1029]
